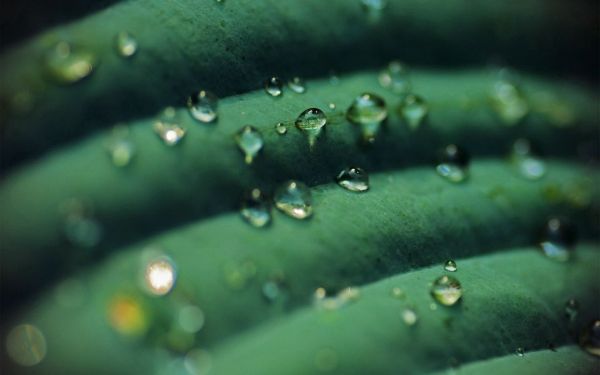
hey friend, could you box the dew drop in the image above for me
[444,260,457,272]
[490,79,529,125]
[262,279,286,303]
[565,299,579,322]
[106,125,135,167]
[240,188,271,228]
[5,324,47,366]
[328,103,336,110]
[336,167,370,192]
[378,61,411,94]
[436,144,470,183]
[295,108,327,147]
[115,31,138,58]
[398,94,428,130]
[391,287,405,299]
[314,287,327,301]
[223,260,256,290]
[45,41,95,84]
[144,257,176,296]
[187,90,218,123]
[274,180,313,219]
[579,320,600,357]
[431,275,462,306]
[178,305,205,333]
[288,77,306,93]
[153,107,186,146]
[108,295,148,336]
[539,217,576,262]
[275,122,287,135]
[235,126,264,164]
[510,139,546,180]
[265,76,283,97]
[402,308,418,326]
[346,93,387,142]
[515,347,525,357]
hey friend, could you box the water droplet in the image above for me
[391,287,405,299]
[275,122,287,135]
[431,275,462,306]
[338,287,361,303]
[106,125,135,167]
[336,167,370,192]
[510,139,546,180]
[315,348,338,372]
[61,198,102,248]
[288,77,306,93]
[235,126,264,164]
[346,93,387,142]
[565,299,579,322]
[265,76,283,97]
[108,295,148,336]
[45,41,96,84]
[328,103,336,110]
[187,90,218,123]
[444,260,457,272]
[153,107,186,146]
[402,308,418,326]
[240,188,271,228]
[398,94,428,130]
[579,320,600,357]
[6,324,46,366]
[515,347,525,357]
[115,31,138,58]
[436,144,470,183]
[144,257,176,296]
[329,71,340,85]
[274,180,313,219]
[490,80,529,125]
[178,305,205,333]
[378,61,411,94]
[262,280,283,302]
[295,108,327,146]
[539,217,576,262]
[223,260,256,290]
[314,287,327,301]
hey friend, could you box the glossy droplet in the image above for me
[579,320,600,357]
[346,93,387,142]
[399,94,428,130]
[61,198,102,248]
[328,103,336,110]
[115,32,138,58]
[436,144,470,183]
[314,287,327,301]
[187,90,218,123]
[6,324,47,366]
[539,217,576,262]
[106,125,135,167]
[565,299,579,322]
[240,188,271,228]
[336,167,369,192]
[178,305,205,333]
[153,107,186,146]
[235,126,264,164]
[379,61,411,94]
[275,122,287,135]
[265,76,283,97]
[515,347,525,357]
[510,139,546,180]
[45,41,95,84]
[444,260,457,272]
[144,258,176,296]
[402,308,418,326]
[296,108,327,146]
[391,287,405,299]
[431,275,462,306]
[108,295,148,336]
[274,180,313,219]
[262,280,282,302]
[490,80,529,125]
[288,77,306,93]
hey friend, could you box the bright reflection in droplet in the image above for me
[145,258,176,295]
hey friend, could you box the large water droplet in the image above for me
[45,42,96,84]
[579,320,600,357]
[240,188,271,228]
[431,275,462,306]
[398,94,428,130]
[235,126,264,164]
[265,76,283,97]
[153,107,186,146]
[565,299,579,322]
[106,125,135,167]
[6,324,47,366]
[274,180,313,219]
[336,167,370,192]
[115,32,138,58]
[296,108,327,146]
[144,257,176,296]
[187,90,218,123]
[444,260,457,272]
[402,308,418,326]
[288,77,306,93]
[539,217,576,262]
[346,93,387,142]
[490,80,529,125]
[436,144,470,183]
[510,139,546,180]
[379,61,411,94]
[275,122,287,135]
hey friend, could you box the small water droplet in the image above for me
[402,308,418,326]
[45,41,96,84]
[178,305,205,333]
[539,217,577,262]
[288,77,306,93]
[115,31,138,58]
[61,198,102,248]
[346,93,387,142]
[431,275,462,306]
[515,347,525,357]
[153,107,186,146]
[436,144,470,183]
[6,324,47,366]
[328,103,336,110]
[108,295,148,336]
[490,79,529,125]
[391,287,405,299]
[106,125,135,167]
[398,94,428,130]
[314,287,327,301]
[510,139,546,180]
[338,287,361,303]
[262,281,281,302]
[336,167,370,192]
[144,257,176,296]
[315,348,338,372]
[274,180,313,219]
[296,108,327,146]
[565,299,579,322]
[329,71,340,85]
[579,320,600,357]
[265,76,283,97]
[187,90,218,123]
[235,126,264,164]
[275,122,287,135]
[240,188,271,228]
[378,61,411,94]
[444,260,457,272]
[223,260,256,290]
